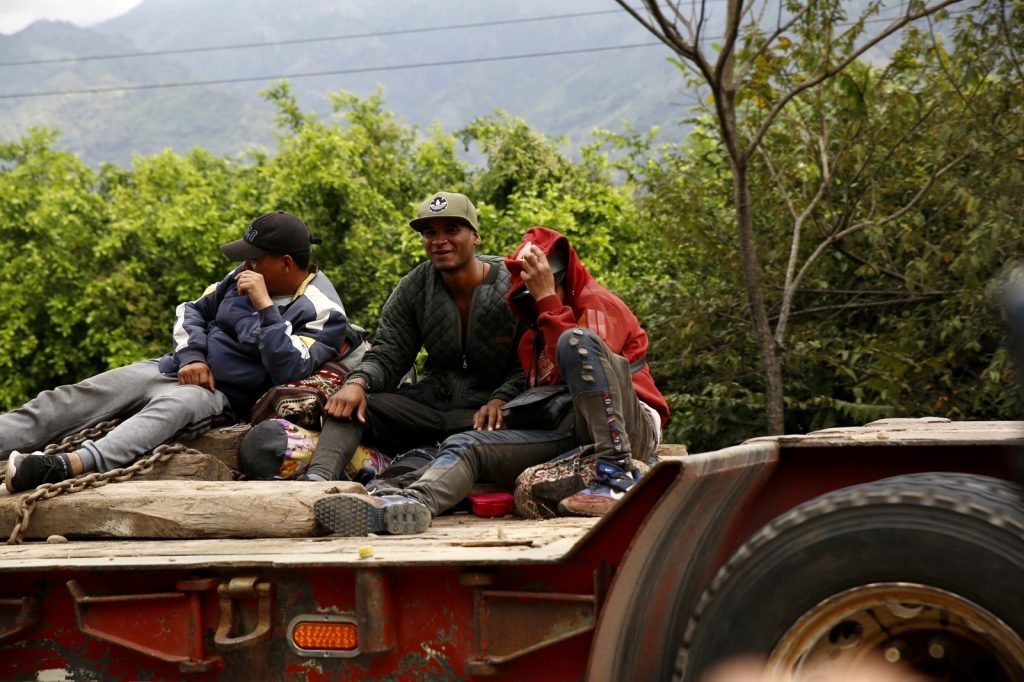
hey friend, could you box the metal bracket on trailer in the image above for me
[0,597,39,647]
[462,569,605,676]
[66,576,265,674]
[214,575,273,650]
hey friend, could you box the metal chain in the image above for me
[0,419,120,490]
[6,442,201,545]
[43,419,122,455]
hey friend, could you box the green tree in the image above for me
[0,129,107,407]
[1,88,666,416]
[617,0,1021,440]
[259,83,473,329]
[461,111,650,292]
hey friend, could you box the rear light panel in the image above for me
[287,614,360,658]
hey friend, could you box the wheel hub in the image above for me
[768,582,1024,681]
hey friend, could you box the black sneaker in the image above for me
[5,451,72,494]
[313,494,431,536]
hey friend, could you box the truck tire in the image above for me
[675,472,1024,681]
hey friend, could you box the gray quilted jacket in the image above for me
[347,256,524,408]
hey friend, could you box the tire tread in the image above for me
[674,472,1024,681]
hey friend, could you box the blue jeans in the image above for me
[400,428,575,516]
[556,327,659,464]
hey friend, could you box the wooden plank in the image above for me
[176,424,250,470]
[656,443,688,458]
[0,516,600,570]
[145,453,234,481]
[744,419,1024,448]
[0,480,363,540]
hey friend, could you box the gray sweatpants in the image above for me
[0,360,231,472]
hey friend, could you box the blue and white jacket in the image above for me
[157,265,364,418]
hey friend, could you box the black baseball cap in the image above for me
[221,211,322,261]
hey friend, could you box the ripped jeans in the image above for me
[556,327,660,465]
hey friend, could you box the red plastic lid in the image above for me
[469,492,516,518]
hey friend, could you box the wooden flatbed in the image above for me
[1,419,1022,682]
[0,515,599,570]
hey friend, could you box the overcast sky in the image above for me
[0,0,143,34]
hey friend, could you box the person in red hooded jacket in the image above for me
[504,226,669,514]
[312,227,669,535]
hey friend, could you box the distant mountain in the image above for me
[0,0,689,166]
[0,20,276,164]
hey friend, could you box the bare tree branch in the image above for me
[775,130,833,344]
[692,0,708,45]
[614,1,663,42]
[834,152,967,241]
[998,0,1024,84]
[617,0,719,82]
[831,243,909,284]
[651,2,698,57]
[615,1,693,60]
[715,0,746,92]
[745,0,966,157]
[736,8,812,85]
[741,0,765,28]
[672,0,701,45]
[775,294,944,321]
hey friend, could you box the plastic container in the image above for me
[469,492,516,518]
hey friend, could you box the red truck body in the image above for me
[1,418,1022,681]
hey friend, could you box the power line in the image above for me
[0,9,632,68]
[0,3,744,70]
[0,42,665,100]
[0,7,968,101]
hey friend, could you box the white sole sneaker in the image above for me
[4,451,27,494]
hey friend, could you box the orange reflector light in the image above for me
[292,621,358,650]
[287,614,360,658]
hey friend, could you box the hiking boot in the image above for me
[364,477,404,496]
[5,451,73,494]
[313,494,431,536]
[557,459,640,517]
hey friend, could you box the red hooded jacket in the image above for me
[504,227,670,425]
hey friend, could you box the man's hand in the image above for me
[324,381,368,423]
[178,361,216,391]
[473,398,507,431]
[235,270,274,310]
[517,242,558,301]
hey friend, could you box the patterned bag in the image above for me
[346,443,392,480]
[238,418,391,480]
[239,418,319,479]
[514,446,652,519]
[250,343,366,429]
[514,445,599,519]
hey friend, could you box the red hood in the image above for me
[503,226,670,425]
[504,227,593,321]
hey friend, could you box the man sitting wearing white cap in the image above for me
[301,191,524,503]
